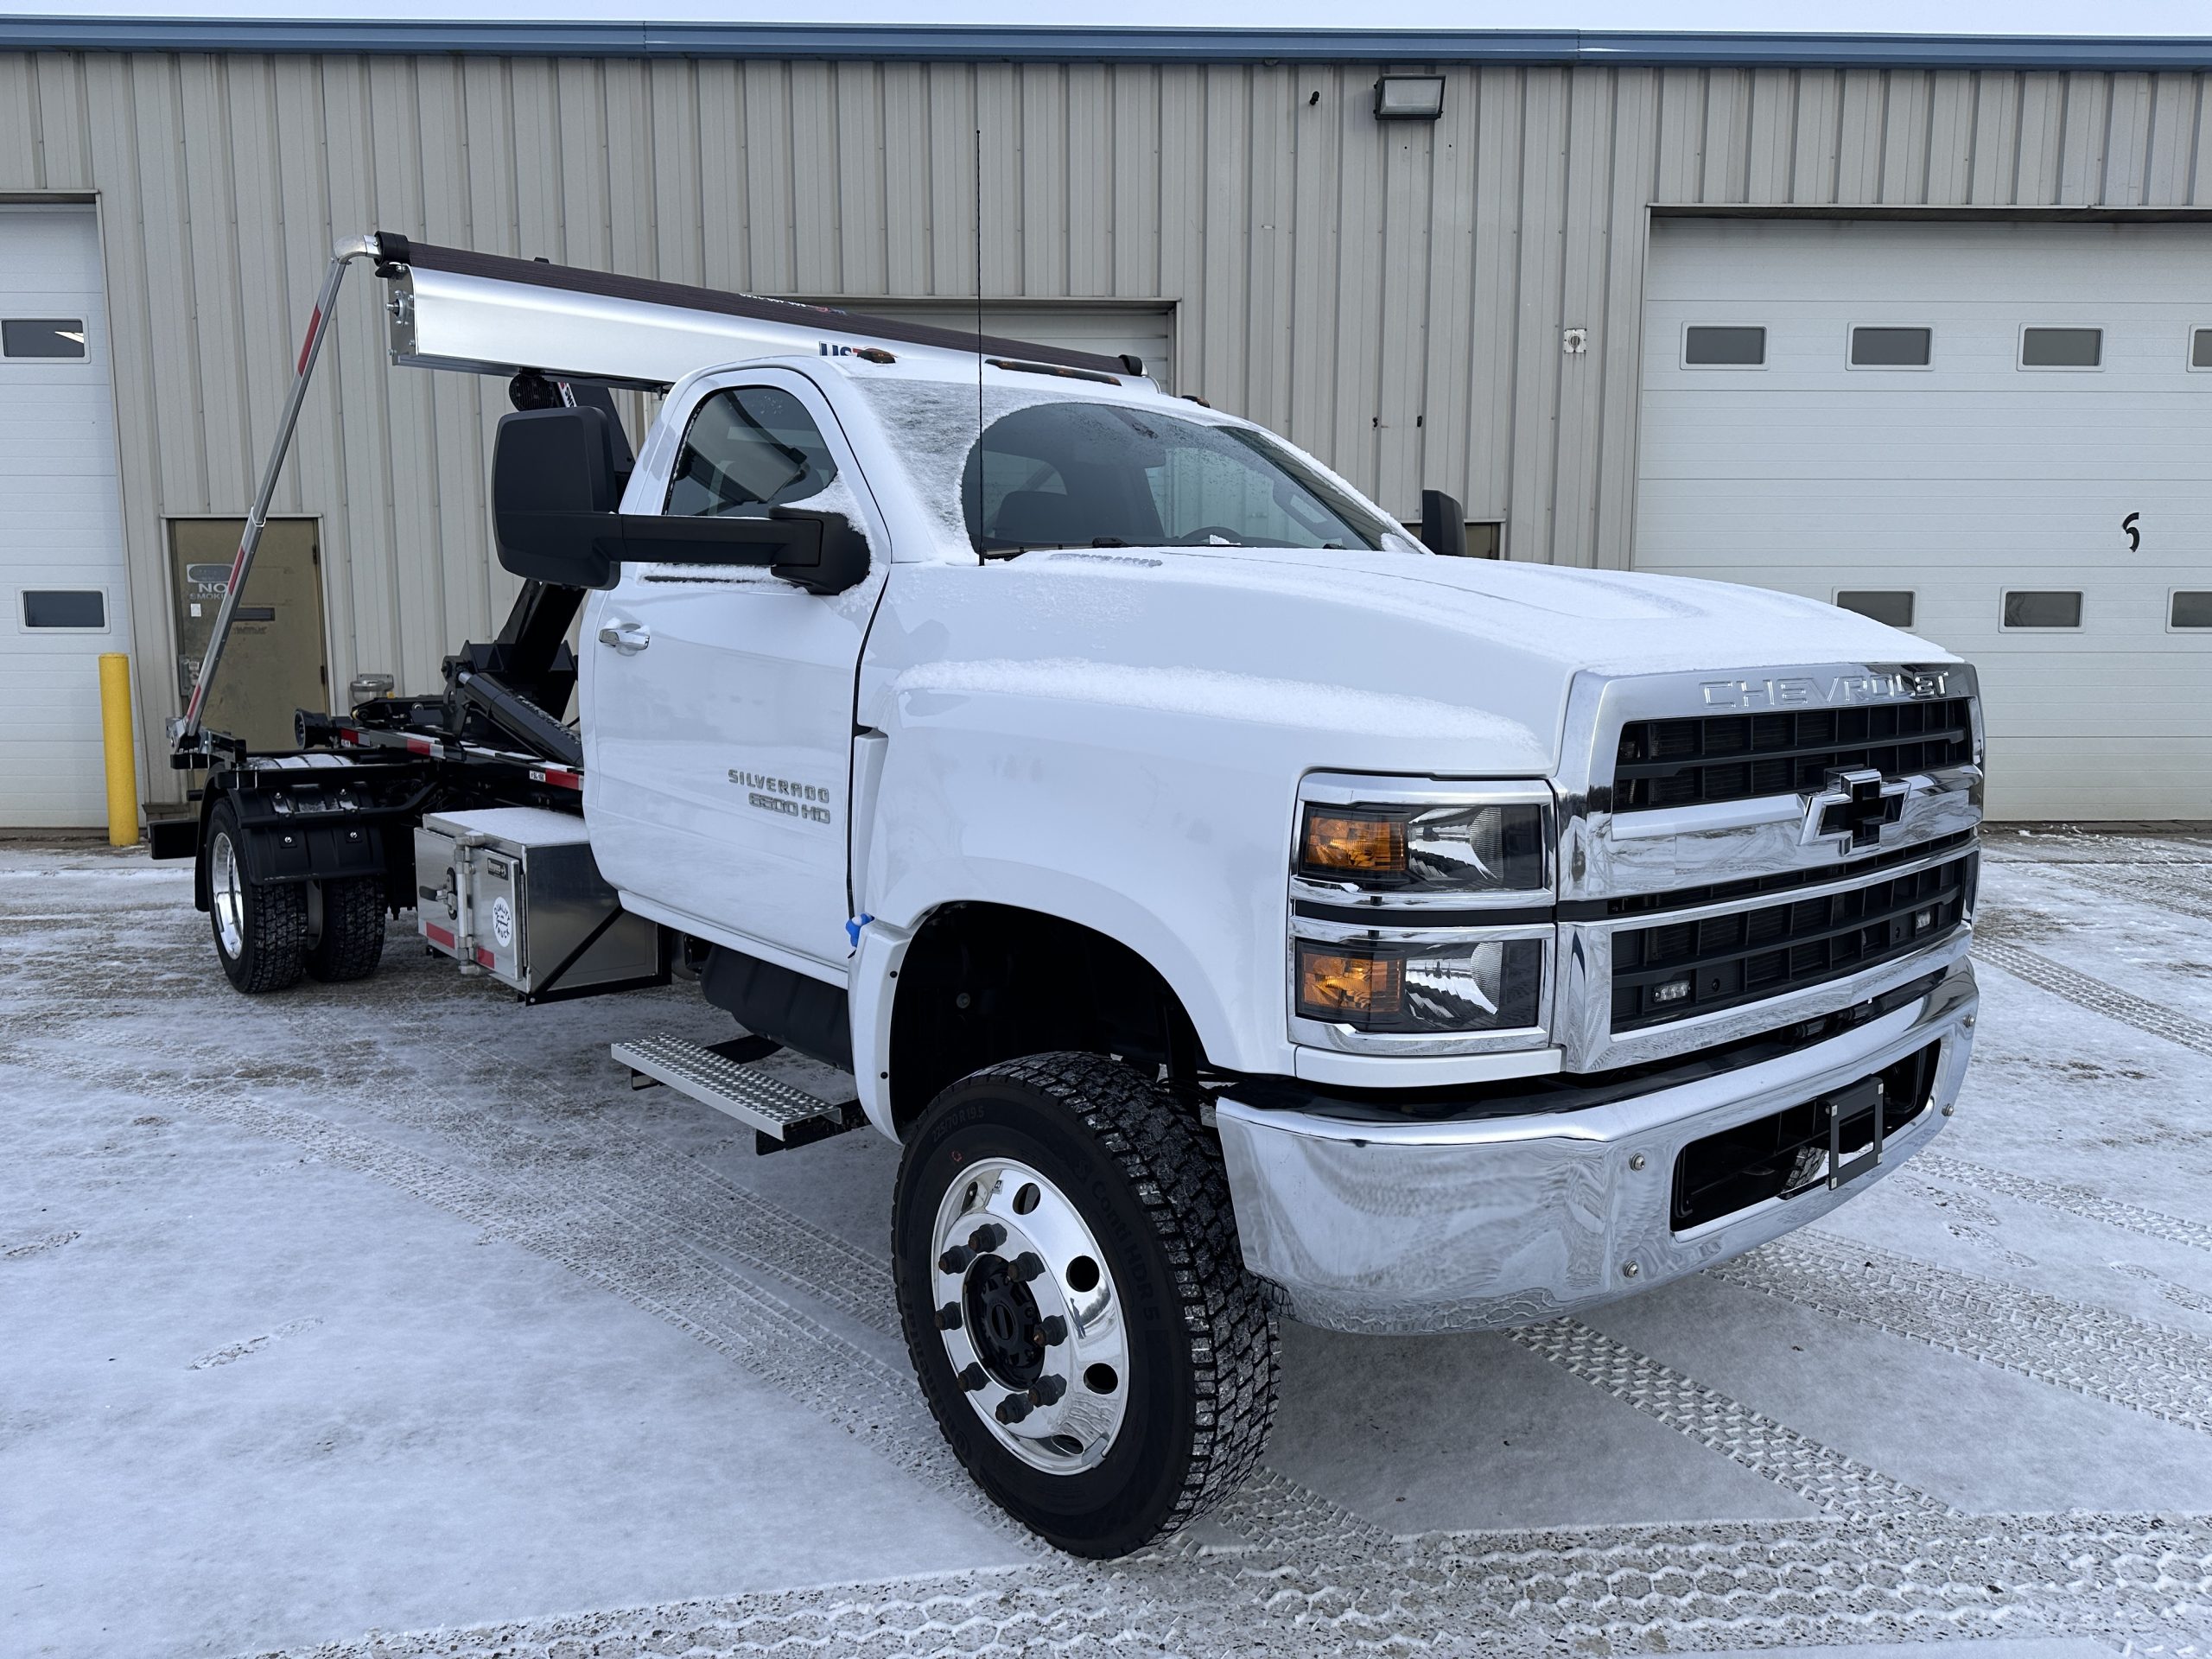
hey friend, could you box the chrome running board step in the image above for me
[612,1033,861,1152]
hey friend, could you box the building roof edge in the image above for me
[2,18,2209,69]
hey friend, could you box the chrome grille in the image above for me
[1613,698,1975,812]
[1611,851,1975,1031]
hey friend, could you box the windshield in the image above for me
[958,399,1405,555]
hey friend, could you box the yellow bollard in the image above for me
[97,653,137,848]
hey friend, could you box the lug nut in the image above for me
[1028,1374,1067,1407]
[995,1394,1033,1425]
[968,1223,1007,1253]
[938,1244,975,1274]
[1035,1314,1067,1346]
[1011,1250,1046,1283]
[935,1302,963,1331]
[957,1363,987,1392]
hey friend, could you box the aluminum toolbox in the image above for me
[415,806,663,1001]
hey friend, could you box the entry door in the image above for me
[0,205,130,829]
[169,518,328,753]
[582,370,887,972]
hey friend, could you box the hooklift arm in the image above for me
[170,232,385,760]
[169,228,1152,768]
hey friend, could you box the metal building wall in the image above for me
[2,50,2209,804]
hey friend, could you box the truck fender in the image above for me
[863,862,1249,1090]
[202,781,389,893]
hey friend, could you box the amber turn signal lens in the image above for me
[1296,947,1405,1021]
[1301,810,1406,876]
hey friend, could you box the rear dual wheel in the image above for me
[893,1052,1280,1558]
[206,798,385,993]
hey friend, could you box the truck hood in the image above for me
[1164,543,1950,680]
[873,545,1955,781]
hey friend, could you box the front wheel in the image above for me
[893,1052,1279,1557]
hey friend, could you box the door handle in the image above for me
[596,620,651,655]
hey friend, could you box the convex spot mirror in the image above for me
[491,406,870,595]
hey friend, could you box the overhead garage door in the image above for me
[806,299,1174,393]
[0,204,130,830]
[1634,217,2212,822]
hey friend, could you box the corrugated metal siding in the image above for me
[3,52,2211,802]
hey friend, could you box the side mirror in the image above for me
[492,407,871,596]
[619,505,872,597]
[493,406,629,588]
[1418,489,1469,558]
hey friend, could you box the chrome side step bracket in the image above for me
[612,1033,858,1147]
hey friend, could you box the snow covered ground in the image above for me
[2,828,2208,1658]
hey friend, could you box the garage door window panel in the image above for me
[2190,330,2212,372]
[2019,327,2102,370]
[2002,590,2084,630]
[20,588,108,631]
[2171,591,2212,630]
[1,318,86,359]
[1834,590,1915,627]
[1848,327,1932,370]
[1682,325,1766,368]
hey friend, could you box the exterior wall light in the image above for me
[1373,75,1446,121]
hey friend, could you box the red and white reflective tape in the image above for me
[474,947,497,969]
[404,735,436,757]
[528,765,582,791]
[424,922,455,949]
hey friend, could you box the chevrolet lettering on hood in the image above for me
[1699,667,1958,709]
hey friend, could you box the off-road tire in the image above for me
[206,798,306,995]
[305,875,387,983]
[893,1051,1279,1557]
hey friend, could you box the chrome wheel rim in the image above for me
[209,830,245,958]
[931,1156,1130,1475]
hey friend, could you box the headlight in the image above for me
[1299,800,1547,893]
[1295,936,1545,1033]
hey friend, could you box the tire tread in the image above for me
[306,875,387,982]
[896,1051,1279,1551]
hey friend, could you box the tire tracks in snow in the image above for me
[1509,1319,1951,1520]
[241,1510,2212,1658]
[1716,1231,2212,1434]
[1972,928,2212,1060]
[1913,1151,2212,1255]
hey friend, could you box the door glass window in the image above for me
[21,589,106,629]
[1849,327,1931,368]
[665,386,838,517]
[1834,589,1915,627]
[2003,590,2083,628]
[2172,591,2212,629]
[2020,327,2101,368]
[1,318,86,359]
[1683,326,1765,367]
[2192,330,2212,370]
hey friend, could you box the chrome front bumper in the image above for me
[1215,960,1978,1335]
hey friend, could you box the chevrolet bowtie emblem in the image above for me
[1802,766,1909,852]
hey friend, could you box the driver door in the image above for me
[582,369,887,973]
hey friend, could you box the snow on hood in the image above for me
[1151,543,1957,679]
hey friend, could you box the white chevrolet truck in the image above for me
[162,233,1983,1556]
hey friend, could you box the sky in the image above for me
[13,1,2212,30]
